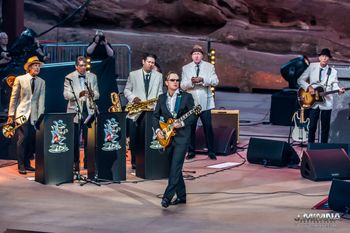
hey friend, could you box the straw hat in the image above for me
[24,56,43,72]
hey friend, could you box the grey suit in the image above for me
[63,70,100,166]
[8,72,45,170]
[63,70,100,123]
[123,68,163,166]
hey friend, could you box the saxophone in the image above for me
[108,92,122,112]
[125,98,158,116]
[2,115,27,138]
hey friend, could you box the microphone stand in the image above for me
[57,78,100,186]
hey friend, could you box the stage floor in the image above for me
[0,92,349,233]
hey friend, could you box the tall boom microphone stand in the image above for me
[58,78,100,186]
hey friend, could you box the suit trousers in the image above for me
[308,108,332,143]
[73,122,88,164]
[189,109,215,154]
[16,120,36,169]
[163,143,188,201]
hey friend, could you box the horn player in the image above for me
[7,56,45,175]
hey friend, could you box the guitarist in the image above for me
[297,48,345,143]
[153,71,196,208]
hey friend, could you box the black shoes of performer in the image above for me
[18,169,27,175]
[73,162,80,172]
[171,198,187,205]
[186,152,196,160]
[24,166,35,171]
[161,198,170,208]
[208,153,217,160]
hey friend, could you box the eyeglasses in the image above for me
[168,79,180,82]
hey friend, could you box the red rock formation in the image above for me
[9,0,350,91]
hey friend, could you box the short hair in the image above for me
[0,32,8,39]
[75,56,87,66]
[165,71,181,81]
[142,53,157,61]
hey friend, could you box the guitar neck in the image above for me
[321,87,350,96]
[178,109,195,122]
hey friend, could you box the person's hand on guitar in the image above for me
[307,85,315,95]
[133,97,141,103]
[338,87,345,94]
[156,130,165,140]
[173,120,183,129]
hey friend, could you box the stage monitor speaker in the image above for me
[195,109,239,155]
[196,126,236,155]
[247,138,300,167]
[328,179,350,213]
[211,109,239,142]
[270,90,299,126]
[300,149,350,181]
[307,143,350,158]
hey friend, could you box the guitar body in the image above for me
[291,110,310,143]
[298,86,325,109]
[156,105,202,148]
[158,119,176,148]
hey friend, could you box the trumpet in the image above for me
[125,98,158,116]
[1,115,27,138]
[108,92,122,112]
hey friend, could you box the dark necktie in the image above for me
[144,73,150,96]
[31,77,35,94]
[319,68,323,82]
[196,64,200,77]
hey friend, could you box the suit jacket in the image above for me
[181,60,219,111]
[152,91,196,145]
[298,62,340,110]
[8,73,45,125]
[124,68,163,120]
[63,70,100,123]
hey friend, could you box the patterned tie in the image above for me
[31,77,35,94]
[196,64,200,77]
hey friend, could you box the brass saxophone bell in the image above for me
[108,92,122,112]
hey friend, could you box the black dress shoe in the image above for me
[186,152,196,160]
[18,169,27,175]
[208,153,217,160]
[161,198,170,208]
[24,166,35,171]
[171,198,186,205]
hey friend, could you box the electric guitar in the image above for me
[298,86,350,109]
[291,107,309,143]
[157,105,202,148]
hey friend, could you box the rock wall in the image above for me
[4,0,350,91]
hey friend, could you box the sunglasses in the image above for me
[167,79,180,82]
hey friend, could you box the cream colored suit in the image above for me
[8,73,45,125]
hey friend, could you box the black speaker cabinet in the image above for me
[328,179,350,213]
[247,138,300,167]
[270,90,298,126]
[196,127,236,155]
[307,143,350,158]
[195,109,239,155]
[301,149,350,181]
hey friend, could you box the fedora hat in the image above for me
[24,56,43,72]
[318,48,332,58]
[191,44,204,54]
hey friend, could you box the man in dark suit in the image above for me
[153,71,197,208]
